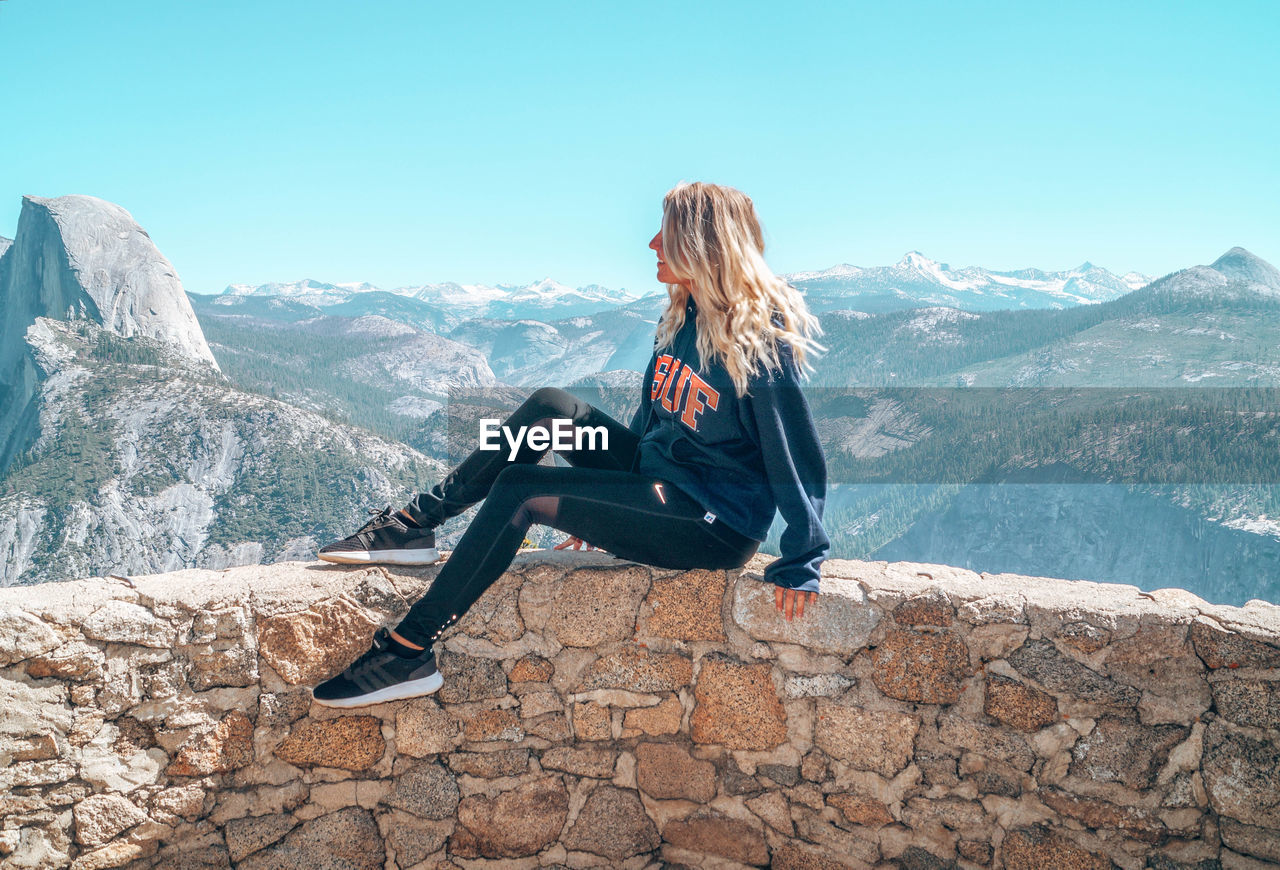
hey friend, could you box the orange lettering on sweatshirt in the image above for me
[680,370,720,429]
[647,355,721,432]
[650,354,674,401]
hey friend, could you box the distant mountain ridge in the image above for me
[219,275,644,323]
[788,251,1150,313]
[808,246,1280,390]
[216,251,1149,320]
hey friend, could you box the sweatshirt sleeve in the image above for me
[748,343,830,593]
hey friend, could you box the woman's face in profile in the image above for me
[649,229,683,287]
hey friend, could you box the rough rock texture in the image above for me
[449,775,567,858]
[0,549,1277,869]
[273,716,385,771]
[690,653,789,750]
[561,784,659,860]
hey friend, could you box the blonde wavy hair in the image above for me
[654,181,825,398]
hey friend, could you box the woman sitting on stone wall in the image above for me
[310,181,831,707]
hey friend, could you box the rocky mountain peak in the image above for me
[1210,246,1280,291]
[5,195,218,369]
[1143,247,1280,301]
[898,250,940,270]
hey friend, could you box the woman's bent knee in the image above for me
[512,494,559,529]
[524,387,581,418]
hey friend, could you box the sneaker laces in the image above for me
[351,506,402,539]
[340,627,398,684]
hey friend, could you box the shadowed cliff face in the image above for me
[0,195,218,475]
[1,552,1277,869]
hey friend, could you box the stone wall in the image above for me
[2,551,1279,870]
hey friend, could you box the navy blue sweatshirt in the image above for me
[626,298,830,592]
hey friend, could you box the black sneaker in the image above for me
[311,627,443,707]
[318,507,440,566]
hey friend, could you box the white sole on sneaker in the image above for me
[311,671,444,708]
[317,548,440,566]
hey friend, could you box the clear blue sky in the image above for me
[1,0,1277,295]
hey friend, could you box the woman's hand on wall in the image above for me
[776,586,818,620]
[554,535,597,551]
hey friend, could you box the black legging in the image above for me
[394,387,759,647]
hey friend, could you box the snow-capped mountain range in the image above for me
[788,251,1150,312]
[221,276,642,317]
[218,252,1150,318]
